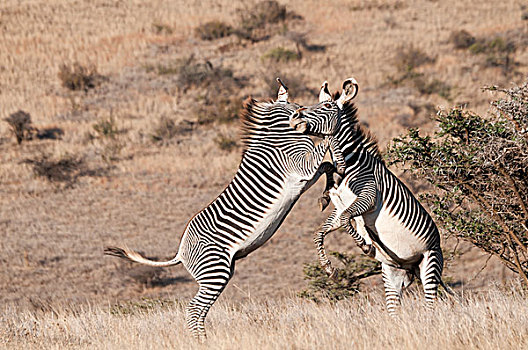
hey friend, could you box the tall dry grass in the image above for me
[2,287,527,350]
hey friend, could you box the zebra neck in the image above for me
[336,122,382,168]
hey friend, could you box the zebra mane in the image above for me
[340,100,382,160]
[238,97,297,154]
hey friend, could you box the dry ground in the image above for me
[2,287,528,349]
[0,0,526,326]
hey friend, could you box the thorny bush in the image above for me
[386,81,528,285]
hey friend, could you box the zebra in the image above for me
[291,79,449,315]
[105,79,358,340]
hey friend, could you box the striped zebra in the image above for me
[291,79,449,315]
[105,80,357,340]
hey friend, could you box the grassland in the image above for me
[2,287,527,349]
[1,0,528,347]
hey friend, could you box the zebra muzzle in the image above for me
[290,111,308,133]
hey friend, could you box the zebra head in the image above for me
[289,78,359,136]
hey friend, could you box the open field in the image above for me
[1,0,527,345]
[2,287,528,349]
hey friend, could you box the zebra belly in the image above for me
[363,207,427,264]
[234,176,306,259]
[329,182,425,264]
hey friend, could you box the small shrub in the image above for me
[394,45,435,74]
[215,133,238,152]
[413,77,451,99]
[152,56,241,92]
[235,0,301,42]
[151,117,194,143]
[195,96,240,125]
[195,21,232,40]
[299,252,381,302]
[152,22,173,35]
[449,30,476,49]
[467,35,516,73]
[23,153,85,184]
[4,110,36,144]
[262,47,300,63]
[92,117,119,139]
[58,63,104,91]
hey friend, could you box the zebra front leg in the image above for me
[314,209,342,279]
[340,211,375,257]
[381,263,409,316]
[317,161,338,211]
[419,248,443,310]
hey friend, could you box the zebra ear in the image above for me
[336,77,359,109]
[276,77,289,103]
[318,81,332,102]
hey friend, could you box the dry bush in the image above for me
[151,22,173,35]
[58,63,104,91]
[214,133,238,152]
[92,117,120,140]
[389,45,451,99]
[23,153,85,184]
[194,96,240,125]
[151,56,242,92]
[261,47,301,63]
[387,81,528,285]
[449,29,476,49]
[195,21,232,40]
[3,110,36,144]
[299,252,380,302]
[235,0,301,42]
[394,45,435,75]
[150,117,194,144]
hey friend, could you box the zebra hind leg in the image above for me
[381,263,410,316]
[419,248,443,310]
[186,253,233,341]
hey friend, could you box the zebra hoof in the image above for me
[318,196,330,211]
[325,266,338,280]
[362,244,376,258]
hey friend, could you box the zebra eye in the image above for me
[324,102,332,108]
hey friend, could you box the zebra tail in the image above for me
[104,246,181,267]
[439,278,460,302]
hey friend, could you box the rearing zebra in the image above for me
[291,79,448,315]
[105,80,357,339]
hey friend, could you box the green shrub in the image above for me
[386,82,528,285]
[299,252,381,302]
[92,117,119,139]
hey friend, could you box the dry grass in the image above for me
[1,288,527,349]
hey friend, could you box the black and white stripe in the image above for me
[106,93,337,340]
